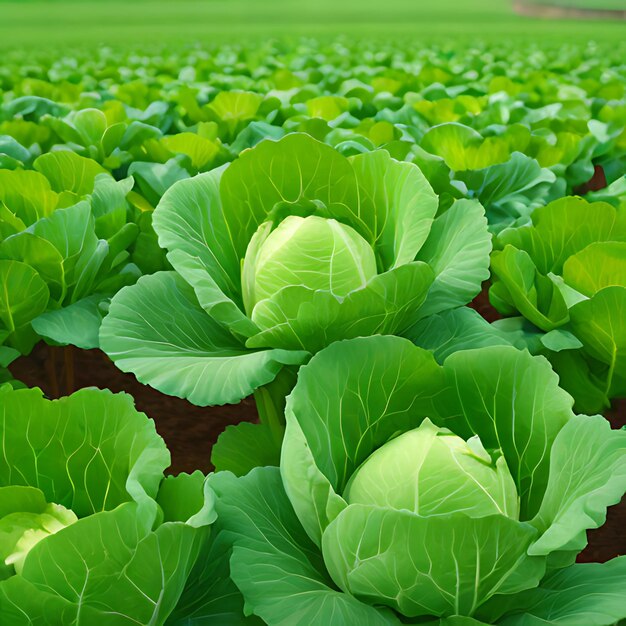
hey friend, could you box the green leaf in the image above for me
[209,468,399,626]
[211,422,281,476]
[33,151,107,195]
[207,91,263,140]
[166,527,262,625]
[71,107,108,145]
[31,294,106,349]
[0,260,49,335]
[539,329,582,352]
[100,271,308,406]
[350,150,438,269]
[406,307,518,362]
[498,197,626,275]
[421,123,508,171]
[157,473,256,625]
[0,486,49,579]
[128,156,190,206]
[569,286,626,395]
[456,152,556,229]
[90,173,134,239]
[414,198,491,319]
[0,169,58,226]
[0,231,65,301]
[153,169,243,308]
[530,415,626,556]
[323,505,543,618]
[162,132,220,171]
[20,202,107,304]
[490,246,569,331]
[433,347,575,518]
[0,502,207,624]
[548,350,612,415]
[0,203,26,240]
[491,557,626,626]
[563,242,626,297]
[0,387,169,516]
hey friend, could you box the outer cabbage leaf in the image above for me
[100,271,308,406]
[485,557,626,626]
[323,505,544,618]
[530,415,626,556]
[0,386,169,514]
[209,468,399,626]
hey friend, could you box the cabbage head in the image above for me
[210,336,626,626]
[101,133,491,410]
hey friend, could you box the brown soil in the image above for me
[9,342,625,563]
[574,164,608,195]
[514,1,626,20]
[469,280,502,323]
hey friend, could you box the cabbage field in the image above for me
[1,0,625,624]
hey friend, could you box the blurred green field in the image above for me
[1,0,625,51]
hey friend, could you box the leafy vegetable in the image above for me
[490,196,626,412]
[0,385,251,624]
[101,132,491,468]
[210,336,626,625]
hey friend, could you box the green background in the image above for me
[1,0,625,50]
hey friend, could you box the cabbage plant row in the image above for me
[0,39,625,624]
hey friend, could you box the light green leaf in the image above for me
[421,123,508,171]
[530,415,626,556]
[350,150,438,269]
[162,132,220,171]
[563,242,626,297]
[498,197,625,275]
[90,173,134,239]
[100,272,308,406]
[0,169,58,226]
[1,502,206,625]
[540,329,582,352]
[569,286,626,394]
[31,294,106,349]
[22,202,107,304]
[323,505,543,618]
[154,167,242,303]
[490,246,569,331]
[0,387,169,516]
[0,231,65,301]
[34,151,107,195]
[211,422,281,476]
[492,557,626,626]
[0,260,49,335]
[414,198,491,319]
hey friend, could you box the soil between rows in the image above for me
[9,340,625,564]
